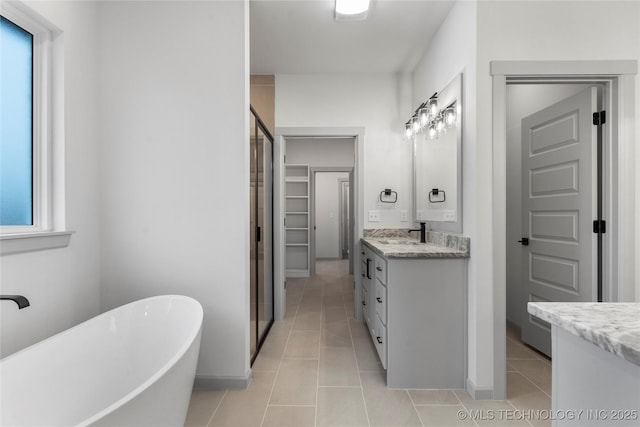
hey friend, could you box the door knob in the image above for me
[518,238,529,246]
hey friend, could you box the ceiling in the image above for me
[250,0,456,74]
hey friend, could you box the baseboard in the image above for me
[286,269,310,278]
[466,377,494,400]
[194,371,252,389]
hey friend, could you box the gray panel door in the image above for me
[521,87,598,356]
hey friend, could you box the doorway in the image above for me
[491,60,636,400]
[506,83,603,357]
[273,128,364,322]
[310,168,354,273]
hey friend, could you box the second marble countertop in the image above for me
[528,302,640,367]
[362,237,469,258]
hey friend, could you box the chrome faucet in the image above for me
[408,222,427,243]
[1,295,30,309]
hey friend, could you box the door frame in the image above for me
[338,177,350,260]
[491,60,637,400]
[273,127,365,321]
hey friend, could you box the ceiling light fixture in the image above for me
[335,0,370,21]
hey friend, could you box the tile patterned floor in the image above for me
[186,260,552,427]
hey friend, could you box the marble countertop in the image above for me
[528,302,640,367]
[361,235,469,259]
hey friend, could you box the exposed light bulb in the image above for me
[445,105,456,127]
[428,124,437,140]
[435,114,445,134]
[419,106,429,127]
[412,116,421,133]
[427,97,439,118]
[405,122,413,139]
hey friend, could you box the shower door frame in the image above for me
[250,105,274,365]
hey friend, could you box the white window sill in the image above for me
[0,231,74,255]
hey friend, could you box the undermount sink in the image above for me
[378,239,422,245]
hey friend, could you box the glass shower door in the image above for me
[250,107,273,362]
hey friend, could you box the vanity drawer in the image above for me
[374,314,387,369]
[375,279,387,325]
[374,254,387,285]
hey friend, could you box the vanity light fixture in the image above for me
[335,0,370,21]
[404,91,457,141]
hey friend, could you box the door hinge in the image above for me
[593,111,606,126]
[256,226,261,242]
[593,220,606,234]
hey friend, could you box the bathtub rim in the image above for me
[1,294,203,427]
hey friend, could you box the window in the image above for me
[0,2,71,254]
[1,16,34,227]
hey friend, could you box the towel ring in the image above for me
[379,189,398,204]
[428,188,446,203]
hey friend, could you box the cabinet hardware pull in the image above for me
[361,273,365,277]
[376,297,382,303]
[361,251,365,255]
[376,337,383,344]
[376,266,382,271]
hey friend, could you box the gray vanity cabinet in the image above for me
[361,241,467,389]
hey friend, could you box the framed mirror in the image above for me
[412,73,463,233]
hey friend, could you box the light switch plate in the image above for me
[368,210,381,222]
[400,210,408,222]
[443,210,456,221]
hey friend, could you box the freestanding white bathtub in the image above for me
[0,295,203,427]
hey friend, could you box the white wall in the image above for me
[505,84,590,327]
[97,1,251,384]
[315,172,349,259]
[475,0,640,395]
[276,73,411,228]
[0,1,101,358]
[286,138,354,167]
[411,0,479,392]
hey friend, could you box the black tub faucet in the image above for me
[408,222,427,243]
[1,295,30,309]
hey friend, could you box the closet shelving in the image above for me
[285,164,310,277]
